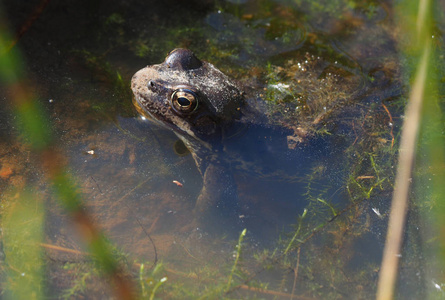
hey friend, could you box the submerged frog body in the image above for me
[131,49,335,231]
[132,49,256,229]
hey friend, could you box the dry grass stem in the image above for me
[376,39,431,300]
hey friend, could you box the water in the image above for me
[0,0,443,298]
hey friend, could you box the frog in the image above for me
[130,48,353,233]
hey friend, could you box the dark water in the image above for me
[1,0,444,298]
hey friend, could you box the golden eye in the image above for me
[171,89,198,114]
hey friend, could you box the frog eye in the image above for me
[171,89,198,114]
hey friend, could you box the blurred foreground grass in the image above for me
[0,9,136,299]
[2,190,44,299]
[378,0,445,298]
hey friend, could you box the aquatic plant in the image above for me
[0,0,444,298]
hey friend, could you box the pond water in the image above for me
[1,0,444,299]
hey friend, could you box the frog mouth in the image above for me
[132,89,188,133]
[132,93,173,130]
[133,92,213,153]
[132,95,154,121]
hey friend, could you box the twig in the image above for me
[90,176,103,194]
[147,215,160,234]
[381,103,395,148]
[177,242,203,262]
[290,247,301,300]
[351,120,359,147]
[121,201,158,269]
[134,215,158,268]
[40,243,88,256]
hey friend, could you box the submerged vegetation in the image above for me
[0,0,444,298]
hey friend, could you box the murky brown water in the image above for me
[1,0,444,298]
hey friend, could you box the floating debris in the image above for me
[372,207,383,219]
[356,175,375,180]
[172,180,183,187]
[432,280,443,292]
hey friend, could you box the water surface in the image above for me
[1,0,443,298]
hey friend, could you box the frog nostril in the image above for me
[147,80,170,94]
[147,80,158,92]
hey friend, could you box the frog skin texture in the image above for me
[131,48,303,232]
